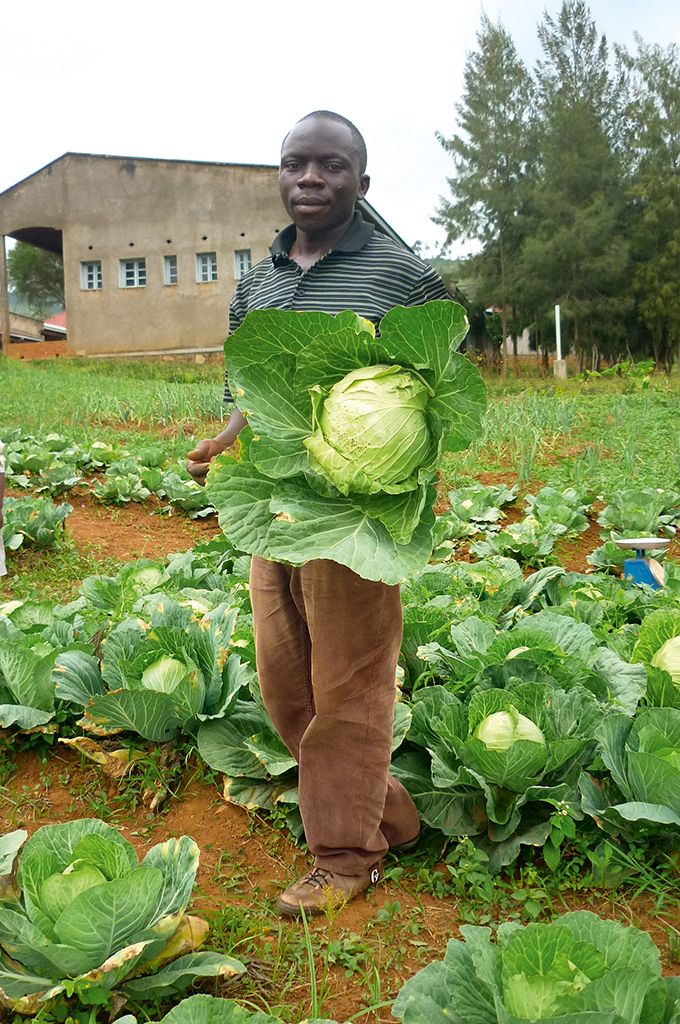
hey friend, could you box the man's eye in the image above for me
[326,163,344,172]
[283,161,299,170]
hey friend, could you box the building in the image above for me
[0,153,408,359]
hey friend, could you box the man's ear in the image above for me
[358,173,370,200]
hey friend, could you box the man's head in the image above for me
[279,111,370,237]
[282,111,368,174]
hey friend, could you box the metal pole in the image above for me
[554,303,567,379]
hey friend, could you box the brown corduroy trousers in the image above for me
[250,555,420,874]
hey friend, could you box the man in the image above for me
[188,111,449,915]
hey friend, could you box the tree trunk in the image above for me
[498,237,507,379]
[541,345,550,376]
[590,345,600,372]
[499,308,508,378]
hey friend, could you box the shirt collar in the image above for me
[271,211,375,266]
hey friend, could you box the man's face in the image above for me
[279,117,370,235]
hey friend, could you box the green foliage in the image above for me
[435,14,534,367]
[114,992,338,1024]
[621,38,680,371]
[1,432,213,517]
[436,4,680,369]
[580,708,680,836]
[394,679,601,872]
[7,242,65,316]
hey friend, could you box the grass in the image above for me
[442,374,680,495]
[2,357,229,461]
[0,536,124,602]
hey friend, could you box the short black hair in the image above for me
[283,111,368,174]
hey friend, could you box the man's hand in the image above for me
[187,439,223,487]
[187,409,248,486]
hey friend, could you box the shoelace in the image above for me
[301,867,334,889]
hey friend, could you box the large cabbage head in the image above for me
[651,635,680,685]
[305,364,434,496]
[392,911,668,1024]
[475,709,546,751]
[462,693,550,792]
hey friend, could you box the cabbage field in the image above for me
[1,353,680,1024]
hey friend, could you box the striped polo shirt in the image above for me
[224,212,449,401]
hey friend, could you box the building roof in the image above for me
[0,152,279,201]
[44,310,67,331]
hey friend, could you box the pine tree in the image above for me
[621,37,680,371]
[515,1,631,370]
[435,14,534,373]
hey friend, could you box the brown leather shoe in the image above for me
[276,863,382,917]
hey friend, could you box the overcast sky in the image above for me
[3,0,679,257]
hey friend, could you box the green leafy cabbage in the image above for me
[207,302,487,584]
[393,681,601,870]
[392,910,679,1023]
[580,706,680,836]
[0,820,244,1014]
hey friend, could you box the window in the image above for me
[119,258,146,288]
[196,251,218,283]
[163,255,178,285]
[80,261,102,290]
[234,249,252,279]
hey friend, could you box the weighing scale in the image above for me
[614,537,670,589]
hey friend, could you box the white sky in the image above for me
[3,0,679,257]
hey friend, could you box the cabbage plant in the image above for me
[412,611,647,716]
[1,496,72,552]
[580,707,680,836]
[55,596,247,742]
[0,820,244,1014]
[207,302,486,584]
[392,910,680,1023]
[393,681,601,870]
[632,609,680,688]
[116,993,339,1024]
[0,620,60,731]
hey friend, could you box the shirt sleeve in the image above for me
[405,264,451,307]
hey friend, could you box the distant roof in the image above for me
[44,310,67,330]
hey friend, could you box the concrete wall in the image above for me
[7,338,68,360]
[503,327,532,356]
[0,155,284,355]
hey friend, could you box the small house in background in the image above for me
[3,308,68,360]
[43,310,67,341]
[0,153,407,359]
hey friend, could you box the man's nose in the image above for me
[297,163,324,186]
